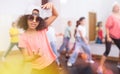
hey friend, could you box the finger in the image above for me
[47,3,52,9]
[41,3,52,9]
[41,4,47,9]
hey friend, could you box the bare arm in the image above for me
[42,2,58,26]
[79,30,88,44]
[69,30,72,38]
[55,33,63,37]
[106,28,112,42]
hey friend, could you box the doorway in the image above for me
[89,12,97,41]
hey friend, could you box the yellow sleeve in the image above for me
[9,28,13,35]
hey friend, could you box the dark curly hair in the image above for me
[17,14,47,31]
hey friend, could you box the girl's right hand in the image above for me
[32,51,40,59]
[33,48,43,57]
[41,2,53,9]
[107,37,112,42]
[84,39,89,45]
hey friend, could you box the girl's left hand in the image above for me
[41,2,53,9]
[84,39,89,45]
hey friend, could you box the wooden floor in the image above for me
[0,52,120,74]
[59,53,120,74]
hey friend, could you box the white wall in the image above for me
[59,0,120,39]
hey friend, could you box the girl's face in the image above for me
[12,23,16,27]
[80,19,86,25]
[27,15,40,30]
[98,25,102,29]
[113,4,120,13]
[68,21,72,26]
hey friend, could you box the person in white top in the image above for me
[59,21,72,56]
[67,17,94,67]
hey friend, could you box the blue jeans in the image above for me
[50,41,60,65]
[96,37,102,44]
[68,37,92,64]
[59,37,70,53]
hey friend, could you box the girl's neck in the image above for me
[112,12,120,19]
[26,29,37,34]
[81,24,85,26]
[113,11,120,15]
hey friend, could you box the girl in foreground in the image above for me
[17,2,59,74]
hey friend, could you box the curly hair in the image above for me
[17,14,47,31]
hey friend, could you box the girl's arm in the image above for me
[69,30,72,38]
[42,2,58,26]
[106,28,112,42]
[79,30,88,44]
[55,33,63,37]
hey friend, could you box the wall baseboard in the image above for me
[92,54,119,62]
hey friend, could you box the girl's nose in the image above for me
[33,18,36,22]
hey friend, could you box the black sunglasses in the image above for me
[27,15,40,22]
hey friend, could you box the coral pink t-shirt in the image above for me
[19,29,56,70]
[106,14,120,39]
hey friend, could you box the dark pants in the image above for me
[103,37,120,56]
[31,61,59,74]
[59,37,70,53]
[95,37,102,44]
[4,42,21,57]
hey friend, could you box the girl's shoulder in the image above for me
[19,32,26,38]
[108,14,116,19]
[38,28,48,32]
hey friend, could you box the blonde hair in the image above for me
[112,1,120,11]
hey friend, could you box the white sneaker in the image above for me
[86,60,95,64]
[97,66,103,74]
[117,64,120,68]
[89,60,95,64]
[67,62,72,67]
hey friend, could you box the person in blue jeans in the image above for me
[67,17,94,67]
[69,21,80,55]
[47,26,62,67]
[59,20,72,56]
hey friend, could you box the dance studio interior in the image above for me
[0,0,120,74]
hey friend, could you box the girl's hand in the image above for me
[33,48,43,57]
[107,37,112,42]
[41,2,53,9]
[84,39,89,45]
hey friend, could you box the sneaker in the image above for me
[67,62,72,67]
[117,64,120,69]
[97,66,103,74]
[86,60,95,64]
[58,63,62,70]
